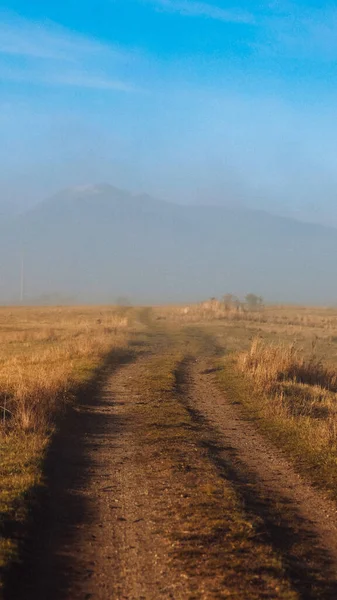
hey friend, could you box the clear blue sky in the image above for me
[1,1,337,223]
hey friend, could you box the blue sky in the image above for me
[1,0,337,223]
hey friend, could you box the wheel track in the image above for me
[180,356,337,599]
[4,340,188,600]
[6,328,337,599]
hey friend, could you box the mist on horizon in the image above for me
[1,1,337,305]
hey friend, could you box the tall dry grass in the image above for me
[233,338,337,492]
[0,305,135,582]
[0,306,133,433]
[238,338,337,394]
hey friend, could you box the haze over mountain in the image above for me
[0,183,336,306]
[4,3,337,245]
[0,200,24,223]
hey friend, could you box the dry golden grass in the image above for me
[235,338,337,434]
[217,331,337,500]
[0,305,135,585]
[238,337,337,394]
[0,306,132,432]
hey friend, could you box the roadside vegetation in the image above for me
[0,305,134,588]
[158,298,337,501]
[161,296,337,332]
[226,337,337,498]
[4,299,337,597]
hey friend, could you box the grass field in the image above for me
[158,301,337,499]
[0,305,135,581]
[3,300,337,597]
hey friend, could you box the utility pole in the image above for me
[20,255,24,303]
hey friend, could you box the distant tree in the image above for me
[245,293,264,310]
[223,294,241,311]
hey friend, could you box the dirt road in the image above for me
[185,359,337,599]
[5,344,189,600]
[5,329,337,599]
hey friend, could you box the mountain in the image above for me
[0,200,21,224]
[0,183,336,305]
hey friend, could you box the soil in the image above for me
[5,332,337,599]
[4,349,189,600]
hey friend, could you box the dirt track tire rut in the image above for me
[7,332,337,599]
[184,358,337,599]
[4,350,188,600]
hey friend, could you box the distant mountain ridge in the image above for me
[0,200,22,223]
[1,184,337,305]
